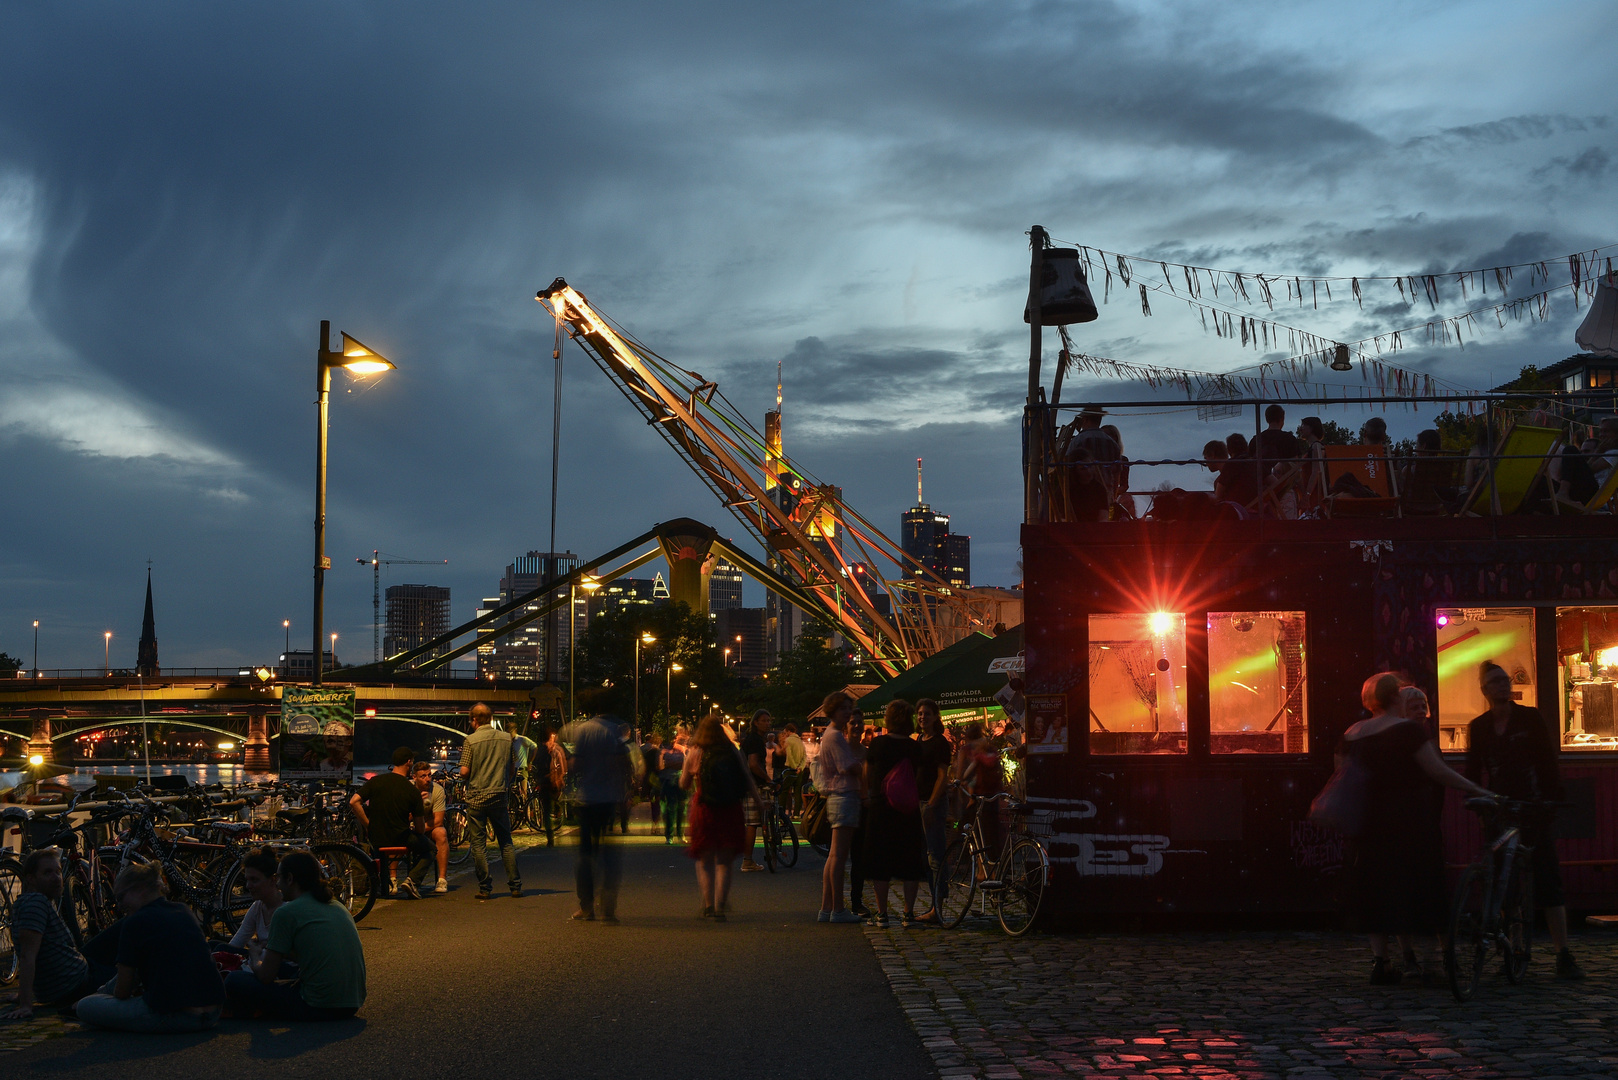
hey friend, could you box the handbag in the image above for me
[802,795,831,849]
[882,757,920,814]
[1308,745,1370,837]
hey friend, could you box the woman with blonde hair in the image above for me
[680,712,761,920]
[1340,672,1493,984]
[815,691,864,923]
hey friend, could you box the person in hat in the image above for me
[1060,406,1122,521]
[349,747,433,899]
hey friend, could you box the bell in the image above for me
[1576,276,1618,358]
[1024,248,1099,326]
[1331,343,1353,371]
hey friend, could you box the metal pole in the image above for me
[568,583,576,722]
[633,636,640,731]
[1025,225,1046,524]
[33,620,38,677]
[140,673,150,784]
[314,321,332,686]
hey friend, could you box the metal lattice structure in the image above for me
[536,279,1012,675]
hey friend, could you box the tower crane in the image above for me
[357,552,449,664]
[534,279,1011,674]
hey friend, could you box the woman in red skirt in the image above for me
[680,712,761,920]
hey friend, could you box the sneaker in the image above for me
[817,910,831,923]
[434,879,448,895]
[867,912,890,929]
[1401,950,1424,981]
[1369,957,1403,986]
[397,878,421,900]
[902,911,927,929]
[477,889,492,902]
[740,860,764,873]
[510,885,522,898]
[851,904,872,918]
[829,909,862,924]
[570,908,594,921]
[600,913,620,925]
[1556,949,1587,980]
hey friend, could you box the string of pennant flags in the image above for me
[1044,232,1616,394]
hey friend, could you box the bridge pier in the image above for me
[244,707,272,773]
[27,709,53,764]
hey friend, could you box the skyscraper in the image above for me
[709,560,744,610]
[901,458,971,589]
[493,551,580,683]
[384,584,451,667]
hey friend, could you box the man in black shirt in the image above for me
[1466,662,1584,980]
[74,863,225,1031]
[350,746,433,898]
[740,710,772,872]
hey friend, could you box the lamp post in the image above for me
[329,632,339,677]
[633,631,655,730]
[104,631,111,676]
[283,619,290,658]
[313,321,394,686]
[666,662,683,720]
[32,620,38,678]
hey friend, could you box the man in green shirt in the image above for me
[460,702,522,900]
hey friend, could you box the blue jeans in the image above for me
[465,795,520,892]
[661,780,685,840]
[223,970,357,1021]
[922,800,950,911]
[575,802,621,915]
[76,993,220,1032]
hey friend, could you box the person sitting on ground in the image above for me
[223,851,366,1021]
[1,848,111,1021]
[75,862,225,1032]
[411,760,451,893]
[225,846,284,962]
[349,747,433,899]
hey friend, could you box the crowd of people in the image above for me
[1339,663,1587,985]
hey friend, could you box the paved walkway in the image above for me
[2,832,933,1079]
[869,915,1618,1080]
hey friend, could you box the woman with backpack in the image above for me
[680,712,761,920]
[862,700,930,928]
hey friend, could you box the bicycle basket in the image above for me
[1019,807,1056,840]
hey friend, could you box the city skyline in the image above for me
[3,3,1612,667]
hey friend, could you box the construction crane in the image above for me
[357,552,449,664]
[534,279,1012,674]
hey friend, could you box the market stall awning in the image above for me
[858,627,1023,715]
[806,683,882,720]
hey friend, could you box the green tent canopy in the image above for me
[858,626,1024,716]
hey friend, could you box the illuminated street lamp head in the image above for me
[330,332,395,375]
[641,632,655,645]
[671,663,684,673]
[580,575,601,592]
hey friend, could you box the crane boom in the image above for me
[535,279,1006,673]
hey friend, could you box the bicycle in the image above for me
[758,784,799,872]
[1446,796,1547,1001]
[936,782,1050,936]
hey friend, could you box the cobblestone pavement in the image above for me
[867,920,1618,1080]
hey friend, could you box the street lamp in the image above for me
[313,321,394,686]
[32,620,38,678]
[667,662,683,719]
[283,619,291,658]
[634,631,655,730]
[329,632,339,676]
[572,575,601,722]
[104,631,112,676]
[723,646,731,666]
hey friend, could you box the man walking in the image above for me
[571,712,631,923]
[459,703,522,901]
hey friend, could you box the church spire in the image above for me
[137,568,159,676]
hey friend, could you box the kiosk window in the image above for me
[1555,606,1618,751]
[1088,613,1187,754]
[1208,612,1308,753]
[1435,607,1536,752]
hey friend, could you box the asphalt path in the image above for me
[9,829,933,1079]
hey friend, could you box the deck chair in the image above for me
[1554,461,1618,515]
[1245,462,1302,518]
[1320,445,1400,518]
[1459,424,1561,516]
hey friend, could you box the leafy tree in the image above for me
[745,622,857,724]
[1318,420,1356,446]
[572,601,724,729]
[0,652,20,674]
[1432,365,1560,453]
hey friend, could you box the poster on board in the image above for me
[1024,693,1069,754]
[280,686,356,781]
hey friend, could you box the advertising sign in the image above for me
[280,686,357,782]
[1024,693,1069,754]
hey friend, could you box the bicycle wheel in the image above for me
[1501,862,1534,984]
[937,837,978,929]
[997,838,1049,937]
[216,856,256,933]
[0,858,21,985]
[777,814,800,868]
[311,842,379,923]
[446,809,472,868]
[1445,864,1490,1002]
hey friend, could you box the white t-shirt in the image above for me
[229,899,277,950]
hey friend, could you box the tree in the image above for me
[747,622,857,723]
[1432,365,1559,453]
[0,652,20,674]
[572,601,724,728]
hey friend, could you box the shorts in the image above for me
[744,799,762,827]
[826,792,862,829]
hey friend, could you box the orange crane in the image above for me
[357,552,449,664]
[535,279,1013,674]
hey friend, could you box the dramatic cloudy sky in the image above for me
[1,1,1615,668]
